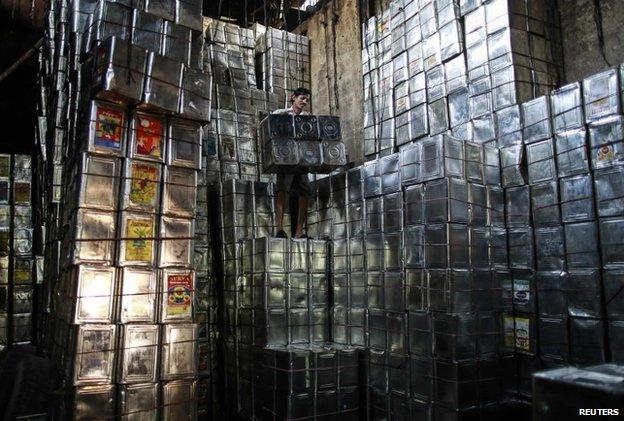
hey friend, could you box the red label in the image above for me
[135,114,163,159]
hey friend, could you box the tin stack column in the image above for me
[0,155,35,349]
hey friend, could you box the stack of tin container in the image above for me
[362,0,562,158]
[36,0,209,418]
[204,19,284,184]
[0,155,35,350]
[256,26,311,107]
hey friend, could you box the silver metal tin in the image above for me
[505,185,531,227]
[161,380,197,421]
[526,138,556,185]
[535,226,566,271]
[530,181,560,227]
[588,115,624,170]
[118,383,158,421]
[500,144,525,187]
[600,217,624,268]
[120,267,157,323]
[425,177,469,224]
[560,173,595,223]
[550,82,584,132]
[555,128,589,177]
[118,212,156,267]
[565,221,601,268]
[508,227,535,270]
[143,52,183,114]
[421,135,464,181]
[176,0,202,31]
[72,265,116,324]
[118,324,158,384]
[522,96,552,143]
[161,324,197,380]
[405,184,424,226]
[179,67,211,122]
[594,166,624,217]
[320,141,347,172]
[428,98,449,135]
[159,217,193,267]
[132,9,163,52]
[72,324,116,385]
[161,21,191,64]
[168,118,202,169]
[72,385,116,420]
[92,37,147,104]
[69,208,116,264]
[162,166,197,218]
[583,68,620,122]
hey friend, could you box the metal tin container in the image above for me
[583,68,620,122]
[92,36,147,104]
[72,385,116,420]
[560,173,595,223]
[118,212,156,267]
[159,216,193,267]
[118,324,159,384]
[594,166,624,217]
[119,267,157,323]
[550,82,584,133]
[168,118,202,169]
[421,135,465,181]
[71,265,116,324]
[69,208,116,264]
[588,115,624,170]
[530,181,560,227]
[121,159,162,213]
[179,67,211,122]
[84,100,127,156]
[143,52,183,113]
[162,166,197,218]
[424,177,469,224]
[161,379,197,421]
[118,383,158,421]
[161,324,197,380]
[160,268,195,322]
[555,128,589,177]
[71,324,116,385]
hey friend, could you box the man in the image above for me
[272,87,312,239]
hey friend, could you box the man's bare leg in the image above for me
[276,190,287,235]
[294,195,309,238]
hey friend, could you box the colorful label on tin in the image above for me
[95,106,124,150]
[513,279,531,307]
[129,162,159,208]
[597,145,616,163]
[166,273,192,318]
[135,114,163,159]
[125,218,153,262]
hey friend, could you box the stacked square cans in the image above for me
[361,0,562,158]
[37,0,209,418]
[0,155,35,349]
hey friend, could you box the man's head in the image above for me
[291,87,311,114]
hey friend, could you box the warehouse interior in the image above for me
[0,0,624,419]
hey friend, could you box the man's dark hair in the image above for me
[292,87,311,98]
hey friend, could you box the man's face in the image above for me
[292,94,310,112]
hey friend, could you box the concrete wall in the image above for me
[306,0,365,163]
[559,0,624,83]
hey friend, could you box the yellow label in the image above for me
[125,217,153,262]
[129,162,159,207]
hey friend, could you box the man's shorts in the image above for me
[276,173,313,197]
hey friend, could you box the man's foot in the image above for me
[276,230,288,238]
